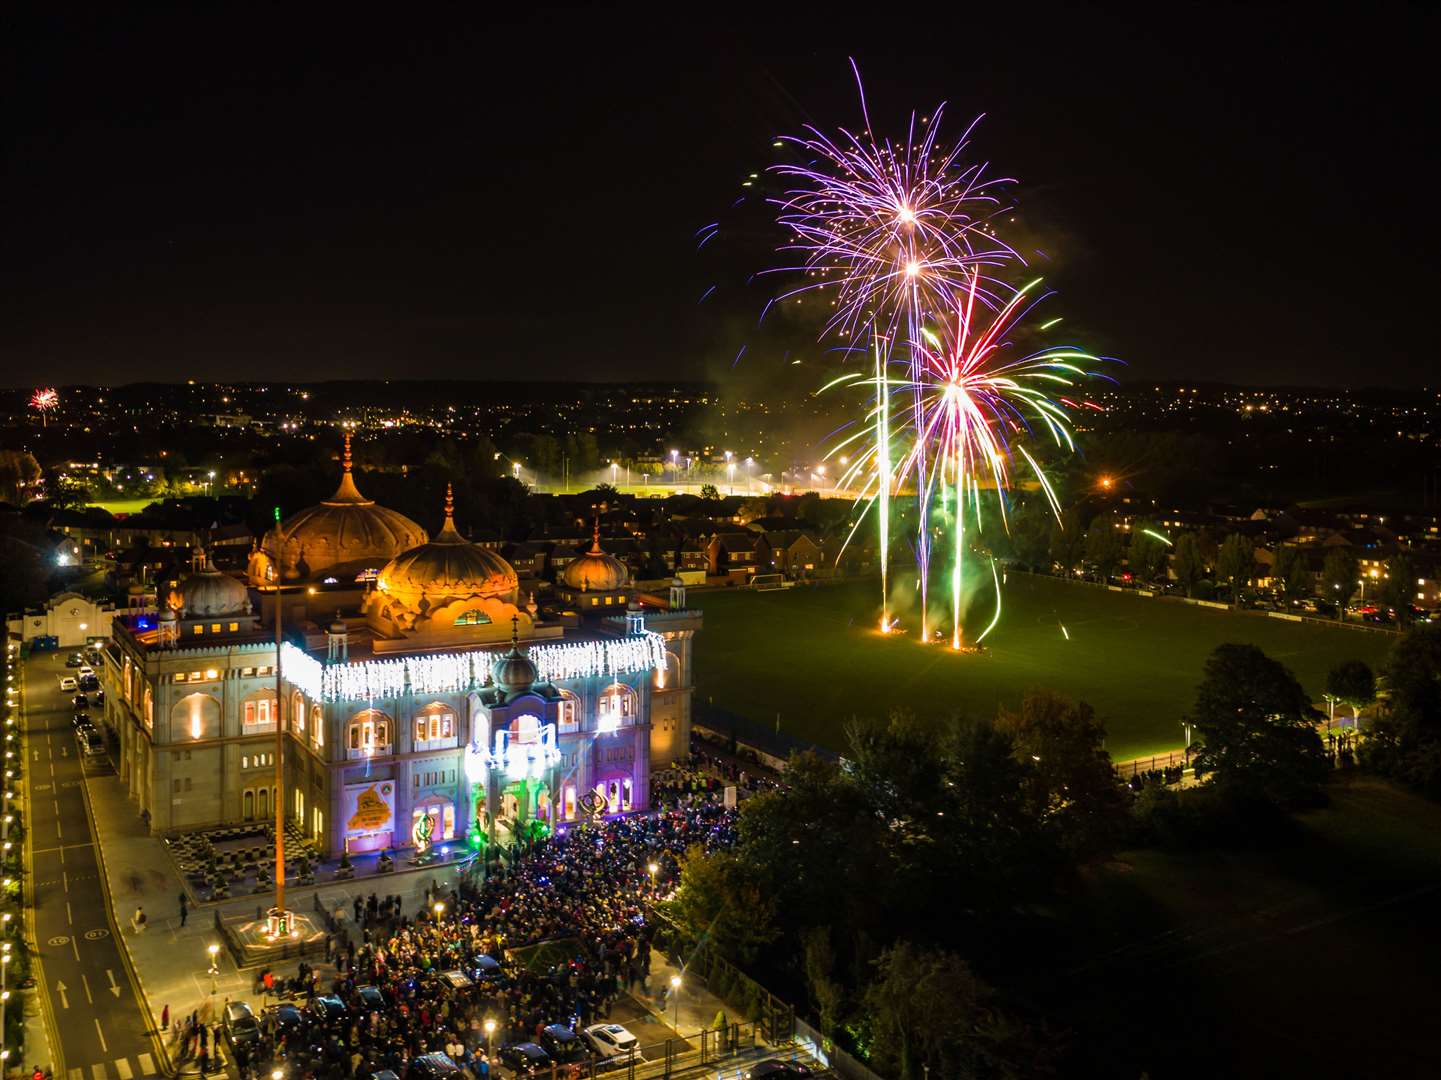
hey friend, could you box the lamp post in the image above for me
[207,942,221,994]
[484,1017,496,1058]
[433,901,445,922]
[1,944,11,1067]
[266,505,290,940]
[670,973,682,1029]
[611,462,618,487]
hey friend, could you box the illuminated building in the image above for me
[103,449,699,856]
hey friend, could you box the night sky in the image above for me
[3,6,1434,389]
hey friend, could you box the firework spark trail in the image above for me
[30,388,58,427]
[829,273,1108,648]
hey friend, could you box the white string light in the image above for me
[280,632,666,704]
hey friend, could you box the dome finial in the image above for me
[511,612,520,647]
[592,513,601,552]
[445,482,455,522]
[342,431,353,474]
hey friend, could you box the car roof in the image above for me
[544,1024,577,1037]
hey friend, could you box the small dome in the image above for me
[491,615,538,695]
[126,582,146,596]
[179,559,250,617]
[253,434,427,585]
[561,524,629,593]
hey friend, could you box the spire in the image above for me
[590,513,602,553]
[510,613,520,647]
[433,482,463,542]
[326,431,371,505]
[445,482,455,522]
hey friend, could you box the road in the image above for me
[23,650,161,1080]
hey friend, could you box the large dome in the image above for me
[561,524,630,593]
[179,558,252,618]
[250,434,426,585]
[366,485,519,635]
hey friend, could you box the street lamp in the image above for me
[647,861,658,888]
[433,901,445,920]
[206,469,216,496]
[611,462,618,486]
[484,1017,497,1057]
[670,973,682,1029]
[1,946,10,1065]
[207,942,220,993]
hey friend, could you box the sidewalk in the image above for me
[82,770,461,1071]
[14,650,56,1080]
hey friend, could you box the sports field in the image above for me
[691,574,1395,761]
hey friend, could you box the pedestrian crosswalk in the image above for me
[67,1053,157,1079]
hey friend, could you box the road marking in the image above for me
[90,1064,105,1080]
[55,979,69,1008]
[115,1059,133,1079]
[67,1069,82,1080]
[81,972,93,1003]
[54,798,60,816]
[94,1018,109,1054]
[47,936,69,946]
[137,1054,154,1075]
[30,843,95,855]
[66,900,72,925]
[63,870,69,893]
[71,935,81,961]
[107,969,121,997]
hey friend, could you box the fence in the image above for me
[1114,750,1189,777]
[795,1017,886,1080]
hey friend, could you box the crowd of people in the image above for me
[649,748,782,808]
[227,804,738,1079]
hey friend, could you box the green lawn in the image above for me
[1045,777,1441,1077]
[87,497,158,516]
[692,575,1394,761]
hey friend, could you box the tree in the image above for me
[997,691,1127,857]
[1127,521,1170,583]
[1324,659,1376,731]
[1216,533,1256,599]
[664,845,780,964]
[1172,533,1206,596]
[1378,552,1415,624]
[589,482,619,506]
[1191,643,1328,805]
[1083,514,1124,581]
[1362,625,1441,794]
[699,483,720,501]
[0,450,42,505]
[1322,547,1359,618]
[1272,544,1313,602]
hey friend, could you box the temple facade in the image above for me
[102,444,699,857]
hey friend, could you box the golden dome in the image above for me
[252,434,427,585]
[560,523,630,592]
[367,485,519,634]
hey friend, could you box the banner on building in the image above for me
[343,780,395,852]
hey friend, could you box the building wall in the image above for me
[8,593,115,647]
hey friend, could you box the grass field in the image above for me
[692,575,1394,761]
[1046,777,1441,1077]
[87,497,158,516]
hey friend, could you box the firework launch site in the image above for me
[693,572,1393,763]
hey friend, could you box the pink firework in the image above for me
[30,388,59,426]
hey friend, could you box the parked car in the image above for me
[78,665,95,678]
[308,995,349,1027]
[79,675,99,692]
[72,694,89,709]
[93,690,105,706]
[59,676,78,692]
[469,954,506,987]
[223,1001,259,1049]
[499,1042,552,1075]
[356,985,386,1012]
[80,731,105,756]
[409,1053,462,1078]
[540,1024,586,1063]
[65,653,83,668]
[72,712,91,728]
[266,1002,304,1036]
[583,1023,641,1060]
[746,1062,815,1079]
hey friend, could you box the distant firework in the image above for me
[30,388,58,426]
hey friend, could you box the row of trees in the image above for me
[666,695,1126,1078]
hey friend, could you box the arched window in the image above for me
[509,713,540,744]
[654,650,681,690]
[598,683,637,733]
[143,685,154,728]
[454,609,490,626]
[414,702,456,746]
[558,689,581,733]
[172,692,220,741]
[467,692,488,751]
[348,710,391,758]
[291,690,306,734]
[311,704,324,749]
[242,690,278,734]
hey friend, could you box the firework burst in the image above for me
[30,388,59,426]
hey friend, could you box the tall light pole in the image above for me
[669,450,678,486]
[1,943,11,1068]
[268,505,289,939]
[611,462,618,487]
[670,973,682,1029]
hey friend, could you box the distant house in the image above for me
[707,532,769,578]
[763,529,823,579]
